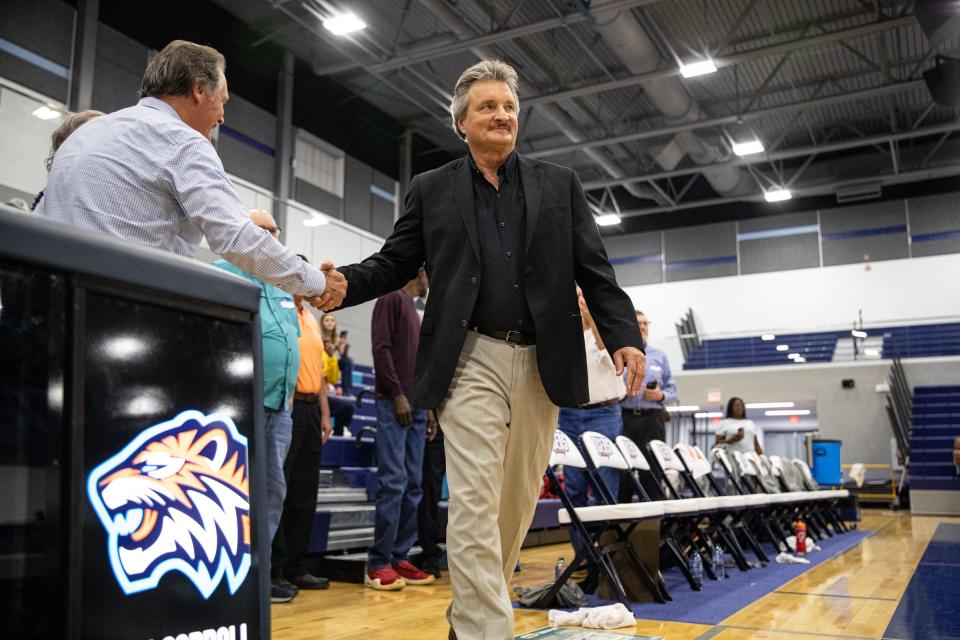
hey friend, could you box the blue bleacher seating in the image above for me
[683,322,960,370]
[910,385,960,491]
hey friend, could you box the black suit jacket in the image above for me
[338,153,643,409]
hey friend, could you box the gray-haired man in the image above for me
[333,59,645,639]
[38,39,345,310]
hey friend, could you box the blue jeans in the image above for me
[368,398,427,570]
[557,404,623,558]
[264,406,293,546]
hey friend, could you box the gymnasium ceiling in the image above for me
[150,0,960,232]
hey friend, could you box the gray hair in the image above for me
[139,40,225,99]
[450,59,520,141]
[46,109,104,171]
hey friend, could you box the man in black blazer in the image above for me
[336,59,645,639]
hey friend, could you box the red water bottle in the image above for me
[794,520,807,555]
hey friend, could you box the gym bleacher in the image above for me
[683,321,960,370]
[910,385,960,492]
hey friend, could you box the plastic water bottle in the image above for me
[555,556,566,579]
[689,552,703,587]
[714,545,726,579]
[794,520,807,556]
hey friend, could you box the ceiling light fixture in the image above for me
[764,188,792,202]
[679,59,717,78]
[852,329,868,338]
[32,106,61,120]
[694,411,724,419]
[302,212,329,227]
[732,139,764,156]
[761,334,776,341]
[666,405,701,412]
[595,213,622,226]
[745,402,796,409]
[765,409,811,416]
[776,344,789,351]
[323,12,366,35]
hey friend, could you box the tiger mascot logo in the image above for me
[87,410,252,599]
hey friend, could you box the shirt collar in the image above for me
[467,150,518,183]
[138,96,181,120]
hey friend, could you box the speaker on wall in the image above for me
[916,0,960,49]
[923,56,960,108]
[842,379,856,389]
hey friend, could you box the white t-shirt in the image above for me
[717,418,757,454]
[583,330,626,405]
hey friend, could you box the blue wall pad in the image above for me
[884,523,960,640]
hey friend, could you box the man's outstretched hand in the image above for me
[309,261,348,311]
[614,346,646,396]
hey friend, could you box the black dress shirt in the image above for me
[468,152,535,334]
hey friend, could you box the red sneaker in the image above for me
[393,561,436,585]
[365,566,405,591]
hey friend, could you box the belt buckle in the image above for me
[504,329,521,344]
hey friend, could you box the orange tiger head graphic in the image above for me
[87,411,251,598]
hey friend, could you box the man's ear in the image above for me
[190,81,204,104]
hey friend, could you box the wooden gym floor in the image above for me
[272,510,957,640]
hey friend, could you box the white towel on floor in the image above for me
[776,551,811,564]
[548,603,636,629]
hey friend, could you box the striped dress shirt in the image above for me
[37,97,325,297]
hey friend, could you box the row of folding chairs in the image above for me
[535,430,850,609]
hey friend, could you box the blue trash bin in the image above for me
[812,439,842,486]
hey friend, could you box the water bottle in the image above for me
[689,551,703,587]
[554,556,566,580]
[714,545,726,579]
[794,520,807,556]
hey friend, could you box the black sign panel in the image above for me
[0,264,66,639]
[81,291,262,640]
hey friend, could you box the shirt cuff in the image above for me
[305,268,326,298]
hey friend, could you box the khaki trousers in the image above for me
[438,331,560,640]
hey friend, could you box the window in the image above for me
[294,130,344,197]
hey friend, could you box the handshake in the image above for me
[307,261,348,312]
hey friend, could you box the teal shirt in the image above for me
[214,260,300,410]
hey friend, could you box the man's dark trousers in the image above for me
[417,426,446,572]
[618,409,665,503]
[273,399,323,578]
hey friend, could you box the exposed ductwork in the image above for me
[592,10,753,196]
[416,0,667,204]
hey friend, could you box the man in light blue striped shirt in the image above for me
[37,39,344,310]
[619,310,677,500]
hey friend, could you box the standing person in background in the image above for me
[272,255,333,595]
[214,209,300,604]
[320,313,356,434]
[29,109,105,211]
[557,288,625,560]
[715,397,764,455]
[320,313,352,394]
[619,310,676,502]
[365,267,436,591]
[336,328,354,395]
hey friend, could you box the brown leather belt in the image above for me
[582,398,622,410]
[294,392,320,404]
[472,326,536,346]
